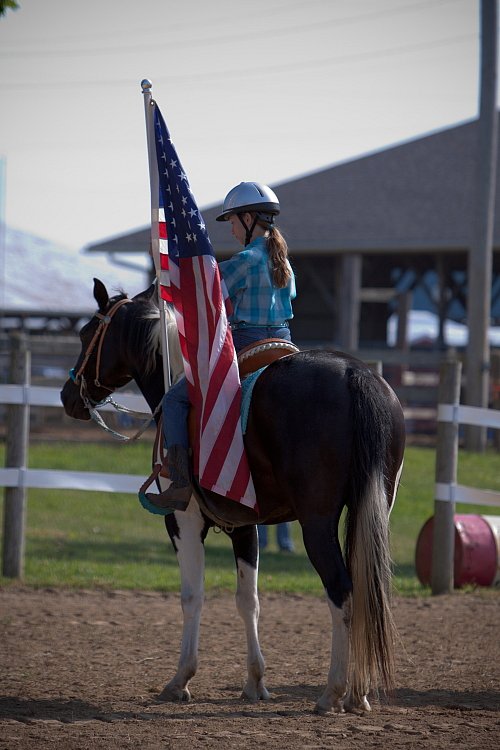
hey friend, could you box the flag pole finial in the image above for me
[141,79,153,94]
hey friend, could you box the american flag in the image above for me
[151,103,257,510]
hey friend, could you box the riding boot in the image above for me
[146,445,191,511]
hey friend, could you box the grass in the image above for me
[1,441,499,596]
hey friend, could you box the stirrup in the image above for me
[138,465,189,516]
[145,488,190,511]
[138,487,190,516]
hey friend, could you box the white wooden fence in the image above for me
[0,383,150,493]
[432,360,500,594]
[2,337,499,590]
[1,333,152,578]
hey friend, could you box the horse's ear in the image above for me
[133,282,156,302]
[93,278,109,310]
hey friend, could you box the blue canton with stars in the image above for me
[154,106,214,263]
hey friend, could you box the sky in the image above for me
[0,0,496,255]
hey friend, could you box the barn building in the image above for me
[87,115,500,352]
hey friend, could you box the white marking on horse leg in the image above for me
[158,501,205,703]
[315,594,351,715]
[235,557,269,702]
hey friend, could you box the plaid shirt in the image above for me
[219,236,296,325]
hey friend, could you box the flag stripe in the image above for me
[201,388,245,487]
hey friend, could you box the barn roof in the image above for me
[86,115,500,258]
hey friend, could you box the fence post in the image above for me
[2,332,30,578]
[366,360,382,376]
[492,350,500,452]
[431,359,461,595]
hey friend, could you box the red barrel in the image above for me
[482,515,500,586]
[415,514,499,588]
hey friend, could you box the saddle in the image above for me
[237,338,300,377]
[140,338,299,525]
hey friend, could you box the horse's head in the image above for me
[60,278,156,420]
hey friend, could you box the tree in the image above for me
[0,1,20,17]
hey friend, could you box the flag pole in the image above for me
[141,78,171,392]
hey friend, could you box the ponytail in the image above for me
[265,225,291,289]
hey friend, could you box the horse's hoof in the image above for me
[314,701,345,715]
[241,684,270,702]
[314,688,346,715]
[156,683,191,703]
[344,696,371,714]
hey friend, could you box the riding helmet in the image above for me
[216,182,280,223]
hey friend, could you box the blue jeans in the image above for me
[162,325,291,452]
[230,324,291,351]
[258,523,294,552]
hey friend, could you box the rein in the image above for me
[76,376,161,442]
[70,297,160,442]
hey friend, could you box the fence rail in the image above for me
[2,332,471,437]
[0,383,149,493]
[0,383,148,412]
[0,378,436,491]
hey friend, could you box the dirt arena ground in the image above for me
[1,587,499,749]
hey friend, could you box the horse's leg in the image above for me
[301,514,355,715]
[229,524,269,701]
[157,501,209,702]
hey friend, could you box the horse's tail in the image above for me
[344,366,398,702]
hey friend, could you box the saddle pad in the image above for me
[240,366,267,434]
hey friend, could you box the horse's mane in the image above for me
[117,288,182,380]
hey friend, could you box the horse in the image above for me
[61,277,406,715]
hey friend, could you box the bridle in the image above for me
[70,297,132,397]
[69,297,159,441]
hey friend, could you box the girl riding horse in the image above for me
[156,182,296,511]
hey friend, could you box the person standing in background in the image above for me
[258,523,295,553]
